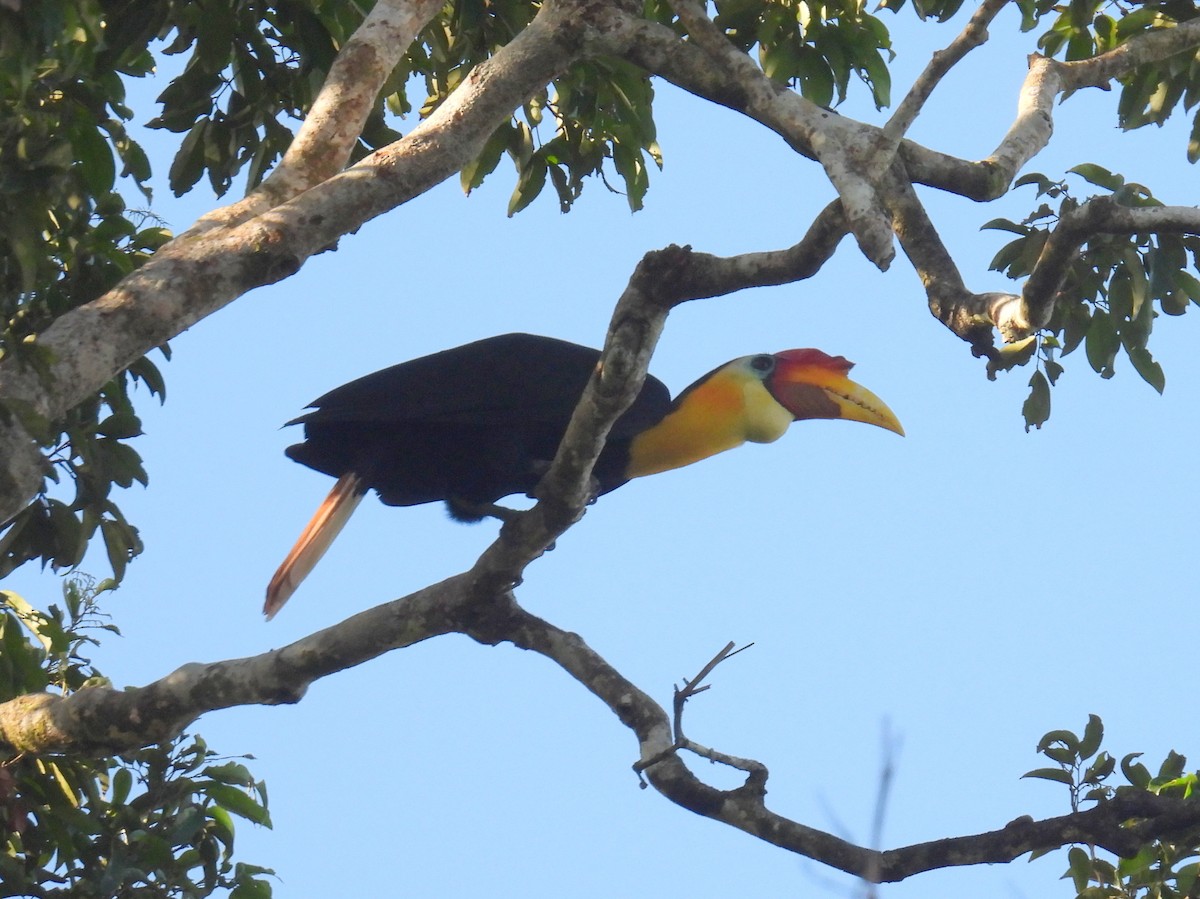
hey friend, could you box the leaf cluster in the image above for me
[0,0,174,583]
[144,0,665,214]
[1036,0,1200,161]
[1024,714,1200,899]
[148,0,378,197]
[392,0,657,213]
[463,56,664,214]
[0,578,273,898]
[706,0,894,108]
[983,165,1200,429]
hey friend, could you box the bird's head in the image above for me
[625,347,902,480]
[749,348,904,437]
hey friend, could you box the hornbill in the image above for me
[265,332,902,618]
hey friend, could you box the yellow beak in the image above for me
[768,350,905,436]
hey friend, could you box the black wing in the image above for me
[289,333,670,437]
[283,333,671,505]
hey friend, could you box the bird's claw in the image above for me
[446,498,521,523]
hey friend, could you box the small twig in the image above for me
[674,641,754,740]
[870,720,899,855]
[678,737,769,782]
[862,719,902,898]
[883,0,1008,144]
[634,641,755,783]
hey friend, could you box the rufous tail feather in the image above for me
[264,473,365,620]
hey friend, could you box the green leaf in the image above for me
[612,141,649,212]
[1022,369,1051,431]
[1078,714,1103,760]
[96,412,143,440]
[1022,766,1075,785]
[1067,845,1092,893]
[128,355,168,400]
[987,335,1039,378]
[760,34,803,83]
[169,806,206,844]
[1038,729,1080,754]
[859,49,892,109]
[506,156,547,217]
[1083,752,1115,785]
[460,125,509,195]
[230,875,274,899]
[99,518,135,582]
[1045,358,1064,385]
[1156,749,1187,782]
[1123,248,1149,322]
[1175,270,1200,304]
[203,762,255,786]
[981,218,1031,235]
[1043,746,1078,765]
[795,49,836,107]
[1126,346,1165,393]
[1121,752,1151,788]
[989,237,1030,273]
[1013,172,1053,193]
[1108,270,1133,323]
[1084,309,1119,377]
[204,784,272,827]
[71,122,117,196]
[168,121,209,197]
[111,767,133,806]
[1068,163,1124,191]
[1061,300,1093,355]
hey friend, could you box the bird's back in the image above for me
[285,333,671,506]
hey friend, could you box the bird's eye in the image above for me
[750,354,774,374]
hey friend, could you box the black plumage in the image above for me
[284,333,672,510]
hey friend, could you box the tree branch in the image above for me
[1059,17,1200,90]
[884,163,1018,352]
[986,21,1200,193]
[197,0,446,230]
[665,0,895,269]
[477,583,1200,883]
[982,53,1061,192]
[0,574,470,755]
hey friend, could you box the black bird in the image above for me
[265,333,902,618]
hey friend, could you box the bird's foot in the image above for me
[445,498,522,524]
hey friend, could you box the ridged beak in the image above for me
[768,348,905,436]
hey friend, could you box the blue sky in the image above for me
[5,6,1200,897]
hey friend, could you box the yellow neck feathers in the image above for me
[625,362,792,479]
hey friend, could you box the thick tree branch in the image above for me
[14,556,1195,880]
[0,574,470,754]
[620,16,1001,202]
[465,577,1200,883]
[666,0,895,269]
[983,53,1060,192]
[884,164,1018,352]
[198,0,445,229]
[986,20,1200,194]
[1060,17,1200,90]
